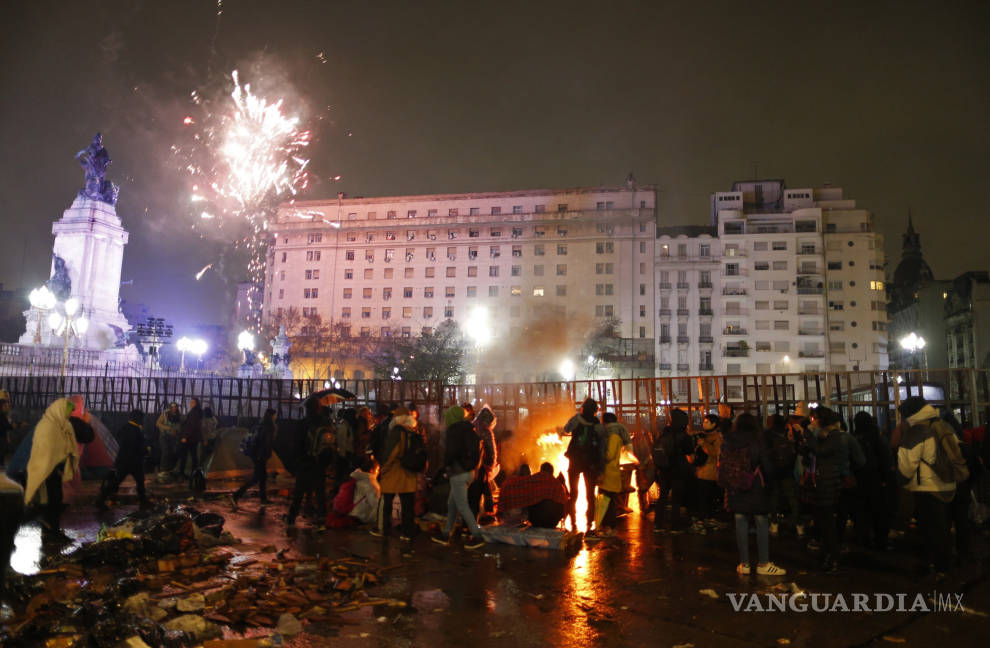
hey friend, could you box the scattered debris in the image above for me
[882,637,907,644]
[698,589,719,599]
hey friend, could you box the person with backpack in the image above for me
[564,398,602,531]
[432,405,486,549]
[232,408,277,508]
[852,411,893,549]
[652,408,693,533]
[720,412,786,576]
[765,414,799,537]
[96,409,151,512]
[690,413,723,535]
[368,402,394,465]
[896,396,965,577]
[287,400,335,529]
[802,406,846,573]
[373,406,420,540]
[943,412,978,563]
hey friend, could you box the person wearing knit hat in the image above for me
[373,407,420,539]
[432,406,486,549]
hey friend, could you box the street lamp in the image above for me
[48,297,89,387]
[28,286,57,344]
[237,330,256,365]
[899,332,927,390]
[177,336,208,372]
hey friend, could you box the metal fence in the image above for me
[2,366,988,430]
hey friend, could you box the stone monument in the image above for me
[20,133,132,350]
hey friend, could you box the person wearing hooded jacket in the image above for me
[468,405,499,520]
[896,396,958,576]
[232,408,277,507]
[288,400,334,528]
[596,412,632,535]
[96,409,151,511]
[851,411,893,549]
[802,406,845,572]
[653,408,693,532]
[174,398,203,478]
[432,406,486,549]
[564,398,601,531]
[373,407,419,539]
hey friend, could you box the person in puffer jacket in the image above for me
[802,406,845,572]
[896,396,957,576]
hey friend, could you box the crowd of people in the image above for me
[1,389,987,583]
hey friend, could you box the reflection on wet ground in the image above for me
[11,486,990,648]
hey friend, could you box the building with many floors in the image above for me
[263,182,658,380]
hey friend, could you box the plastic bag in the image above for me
[594,493,611,528]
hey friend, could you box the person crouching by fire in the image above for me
[564,398,602,532]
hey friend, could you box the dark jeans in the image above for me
[288,463,327,523]
[99,466,147,503]
[42,469,64,534]
[914,492,951,573]
[854,477,889,548]
[599,489,620,529]
[173,440,199,476]
[378,491,415,536]
[696,478,722,519]
[770,477,800,528]
[836,487,858,542]
[234,459,269,501]
[567,466,599,529]
[655,473,686,529]
[528,500,565,528]
[468,469,495,517]
[813,504,839,562]
[950,480,971,560]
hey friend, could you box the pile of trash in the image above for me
[0,506,397,647]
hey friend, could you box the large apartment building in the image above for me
[263,183,657,380]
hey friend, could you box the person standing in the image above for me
[691,413,723,534]
[721,413,786,576]
[373,407,419,540]
[653,408,693,533]
[155,402,182,475]
[564,398,602,531]
[765,414,799,536]
[469,405,499,521]
[802,406,845,572]
[287,400,334,528]
[896,397,960,577]
[232,408,277,507]
[596,412,630,536]
[97,409,151,511]
[174,398,202,478]
[432,406,485,549]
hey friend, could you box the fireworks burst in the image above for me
[175,69,313,329]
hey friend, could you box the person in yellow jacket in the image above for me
[373,407,420,540]
[690,414,724,535]
[594,412,633,537]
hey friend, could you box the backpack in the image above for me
[400,430,428,473]
[308,424,336,460]
[240,427,259,459]
[768,432,796,474]
[565,420,603,472]
[919,421,970,484]
[717,445,763,492]
[370,419,390,464]
[459,427,483,472]
[652,430,671,469]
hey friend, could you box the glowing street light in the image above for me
[237,330,256,366]
[899,332,926,353]
[48,296,89,388]
[464,306,491,348]
[559,358,576,382]
[28,285,57,344]
[177,336,208,372]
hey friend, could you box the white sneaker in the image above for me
[769,522,779,535]
[756,562,787,576]
[736,563,751,575]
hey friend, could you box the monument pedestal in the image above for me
[19,196,131,350]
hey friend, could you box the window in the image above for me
[308,233,322,243]
[346,232,356,242]
[756,301,770,310]
[491,206,501,215]
[772,261,787,271]
[383,268,394,279]
[382,307,391,320]
[557,244,567,255]
[640,305,646,317]
[401,327,411,337]
[402,307,412,319]
[595,263,614,275]
[594,304,614,317]
[426,247,436,260]
[469,228,479,238]
[640,283,646,296]
[468,247,478,260]
[341,307,351,319]
[534,244,545,256]
[726,263,739,276]
[424,267,435,278]
[467,286,477,297]
[306,250,321,262]
[870,280,885,290]
[278,289,284,299]
[423,306,433,319]
[533,287,545,297]
[512,205,523,214]
[678,244,687,257]
[556,264,567,276]
[557,203,567,212]
[773,300,788,310]
[468,266,478,277]
[511,227,522,238]
[699,244,710,258]
[386,210,397,220]
[490,228,501,237]
[406,210,416,219]
[403,267,414,279]
[404,248,414,262]
[342,288,352,299]
[381,326,391,337]
[305,269,318,280]
[382,288,392,300]
[281,252,287,263]
[772,241,787,251]
[534,264,544,276]
[489,266,499,277]
[754,241,769,251]
[755,320,769,330]
[345,250,355,261]
[535,204,545,213]
[444,307,453,318]
[640,241,646,253]
[448,208,458,217]
[362,268,373,280]
[403,287,413,298]
[595,284,614,296]
[511,265,521,277]
[427,209,438,217]
[774,320,789,330]
[470,207,480,216]
[596,241,615,254]
[490,245,500,258]
[424,286,434,298]
[828,280,843,290]
[448,229,457,239]
[556,285,567,297]
[557,226,567,237]
[361,307,371,319]
[344,269,354,279]
[510,285,522,296]
[445,287,455,298]
[700,271,711,285]
[755,261,770,271]
[446,267,456,277]
[363,287,372,299]
[489,286,499,297]
[365,250,374,262]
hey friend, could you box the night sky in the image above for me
[1,0,987,332]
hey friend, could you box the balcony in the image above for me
[659,363,672,371]
[677,363,690,372]
[658,308,672,317]
[698,336,714,344]
[698,282,713,290]
[799,350,825,358]
[676,308,690,316]
[723,288,747,296]
[698,308,714,317]
[677,336,690,344]
[798,308,821,315]
[676,282,690,290]
[659,335,672,344]
[724,328,748,335]
[699,363,714,371]
[798,329,824,336]
[797,267,820,275]
[723,348,749,358]
[658,282,672,290]
[798,246,818,255]
[797,286,823,295]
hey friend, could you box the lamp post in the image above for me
[899,332,927,392]
[237,330,256,364]
[48,297,89,389]
[176,336,208,373]
[28,286,56,344]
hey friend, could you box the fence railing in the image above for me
[2,367,988,431]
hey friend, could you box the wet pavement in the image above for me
[10,480,990,648]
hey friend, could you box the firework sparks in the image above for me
[195,263,214,281]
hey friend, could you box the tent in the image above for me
[5,413,117,480]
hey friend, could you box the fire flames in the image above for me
[535,431,588,532]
